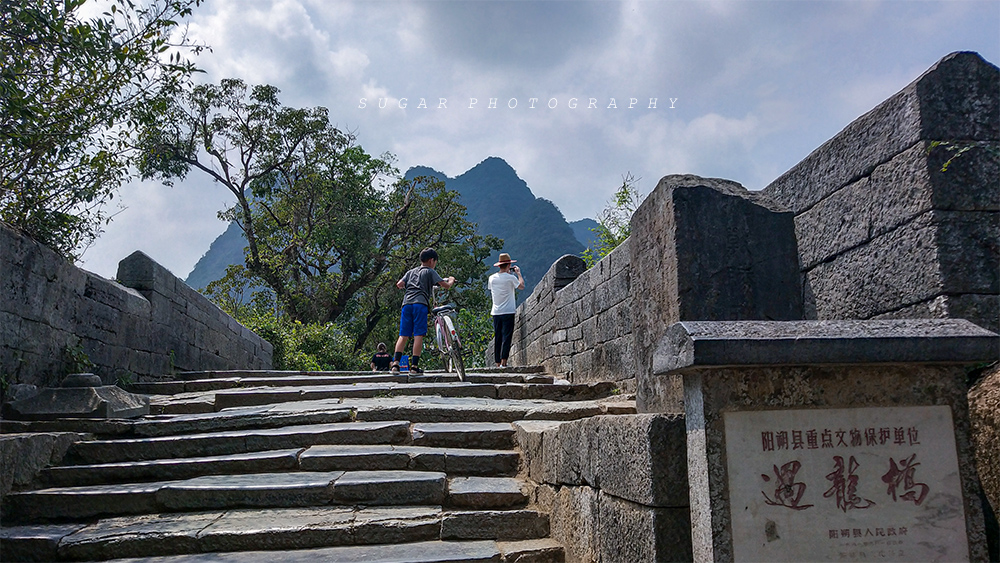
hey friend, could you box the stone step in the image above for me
[411,422,516,450]
[446,477,528,509]
[44,446,520,487]
[132,372,554,395]
[5,471,451,523]
[299,445,520,476]
[172,366,545,381]
[0,507,563,563]
[207,381,616,411]
[66,421,411,464]
[1,509,557,561]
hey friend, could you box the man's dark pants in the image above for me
[493,313,516,364]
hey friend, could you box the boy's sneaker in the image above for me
[408,366,424,375]
[390,362,400,375]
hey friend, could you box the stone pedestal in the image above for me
[653,319,998,562]
[2,373,150,420]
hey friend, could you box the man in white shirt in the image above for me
[488,253,524,367]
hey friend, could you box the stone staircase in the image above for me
[0,369,634,562]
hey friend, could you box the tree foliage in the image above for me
[0,0,204,258]
[142,78,502,352]
[583,172,643,267]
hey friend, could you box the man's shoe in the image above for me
[408,366,424,375]
[390,362,400,375]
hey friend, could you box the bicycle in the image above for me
[431,301,466,382]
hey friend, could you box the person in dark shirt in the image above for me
[391,247,455,375]
[370,342,391,371]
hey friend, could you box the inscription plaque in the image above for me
[724,406,968,562]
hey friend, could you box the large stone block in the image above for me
[513,421,566,483]
[116,251,177,296]
[936,210,999,294]
[802,209,995,321]
[0,432,85,507]
[631,175,803,412]
[795,143,939,270]
[763,52,999,215]
[871,293,1000,334]
[597,414,688,508]
[598,492,692,563]
[550,485,600,563]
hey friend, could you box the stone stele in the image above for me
[654,319,998,563]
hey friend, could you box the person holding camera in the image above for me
[488,253,524,368]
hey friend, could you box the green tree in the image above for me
[140,78,502,347]
[583,172,643,267]
[0,0,203,258]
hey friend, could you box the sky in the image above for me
[78,0,1000,281]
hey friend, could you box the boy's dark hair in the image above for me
[419,248,438,263]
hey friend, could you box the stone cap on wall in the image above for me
[653,319,999,374]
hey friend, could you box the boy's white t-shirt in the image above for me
[488,271,520,315]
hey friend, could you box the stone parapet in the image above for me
[764,52,1000,332]
[516,414,691,562]
[0,224,272,388]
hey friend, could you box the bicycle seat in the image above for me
[432,304,456,315]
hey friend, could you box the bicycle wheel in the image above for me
[442,316,466,382]
[435,319,452,373]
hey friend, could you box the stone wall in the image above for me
[509,246,634,390]
[515,414,691,562]
[1,223,272,388]
[762,51,1000,333]
[509,176,804,409]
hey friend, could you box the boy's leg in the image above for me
[409,303,429,373]
[394,304,416,373]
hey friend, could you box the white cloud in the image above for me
[73,0,1000,278]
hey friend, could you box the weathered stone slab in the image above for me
[598,414,688,508]
[58,511,220,561]
[351,506,442,545]
[197,506,355,552]
[156,472,343,510]
[726,405,969,562]
[44,449,302,487]
[598,492,692,563]
[447,477,527,509]
[411,422,515,450]
[70,421,410,464]
[654,319,999,374]
[0,523,85,562]
[5,481,166,523]
[441,510,549,541]
[132,408,354,437]
[331,470,446,505]
[497,538,565,563]
[443,448,520,477]
[3,384,149,420]
[298,445,409,472]
[99,540,503,562]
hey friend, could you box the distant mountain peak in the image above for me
[188,156,592,298]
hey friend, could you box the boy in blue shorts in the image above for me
[392,247,455,375]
